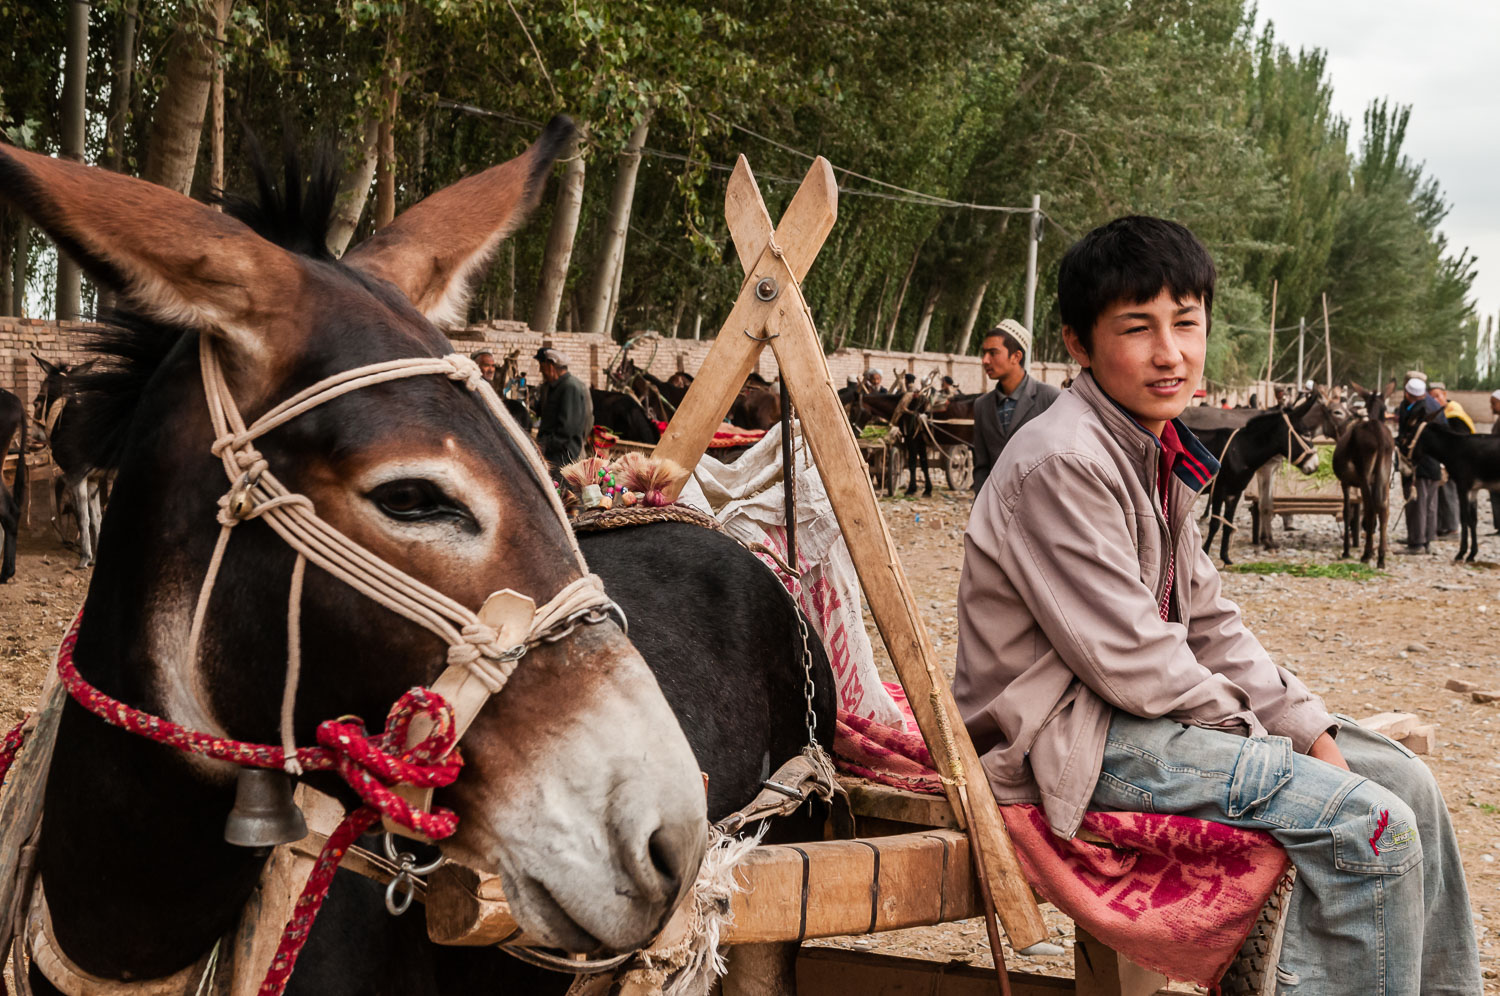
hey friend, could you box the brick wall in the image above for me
[0,318,101,405]
[3,316,1085,402]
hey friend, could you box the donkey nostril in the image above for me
[645,823,696,902]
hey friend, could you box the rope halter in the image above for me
[188,335,619,796]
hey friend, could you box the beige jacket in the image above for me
[955,372,1335,837]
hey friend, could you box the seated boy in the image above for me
[954,216,1478,994]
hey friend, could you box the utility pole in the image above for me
[1321,293,1334,391]
[1021,194,1041,336]
[56,0,89,321]
[1296,316,1306,389]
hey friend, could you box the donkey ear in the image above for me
[343,115,574,328]
[31,353,61,377]
[0,145,305,357]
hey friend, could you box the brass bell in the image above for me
[224,768,308,848]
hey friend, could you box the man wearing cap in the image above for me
[861,368,888,394]
[1398,377,1447,554]
[971,320,1060,492]
[1428,382,1474,536]
[534,347,593,467]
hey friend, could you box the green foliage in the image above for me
[0,0,1481,373]
[1228,561,1384,581]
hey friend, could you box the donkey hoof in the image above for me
[78,556,93,569]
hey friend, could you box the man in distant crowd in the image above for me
[1491,390,1500,533]
[535,347,593,467]
[471,349,497,384]
[970,319,1060,492]
[1428,382,1474,536]
[862,368,888,394]
[1399,377,1448,554]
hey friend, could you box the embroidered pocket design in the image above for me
[1369,807,1415,856]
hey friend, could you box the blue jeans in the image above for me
[1090,713,1480,995]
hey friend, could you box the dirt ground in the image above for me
[3,487,1499,991]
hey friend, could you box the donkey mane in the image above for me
[69,137,350,470]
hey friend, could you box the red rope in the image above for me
[0,611,467,996]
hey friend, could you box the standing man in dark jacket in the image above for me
[1398,377,1448,554]
[1490,390,1500,532]
[535,347,593,467]
[971,319,1060,491]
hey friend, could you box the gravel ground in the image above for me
[3,488,1498,991]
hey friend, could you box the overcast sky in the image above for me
[1253,0,1500,328]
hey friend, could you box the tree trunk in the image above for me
[669,298,686,338]
[603,246,625,338]
[530,135,585,333]
[375,58,401,230]
[0,208,12,314]
[910,281,942,354]
[56,0,89,322]
[956,279,990,356]
[327,112,382,256]
[106,0,138,172]
[208,8,225,205]
[870,271,891,346]
[11,217,26,317]
[584,117,650,337]
[143,0,231,194]
[883,245,922,351]
[503,242,515,320]
[956,236,1001,355]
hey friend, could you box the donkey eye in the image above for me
[367,479,472,526]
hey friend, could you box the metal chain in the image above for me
[795,612,819,749]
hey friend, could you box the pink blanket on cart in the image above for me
[834,685,1289,987]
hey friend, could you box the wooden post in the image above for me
[653,156,1049,950]
[1263,279,1278,405]
[0,682,65,948]
[1322,292,1334,391]
[1296,316,1305,389]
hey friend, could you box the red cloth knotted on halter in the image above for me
[0,611,467,996]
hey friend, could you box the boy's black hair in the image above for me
[1057,216,1215,350]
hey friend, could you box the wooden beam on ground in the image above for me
[1074,926,1169,996]
[796,948,1175,996]
[651,155,1048,949]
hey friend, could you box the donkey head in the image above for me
[29,353,90,425]
[0,123,705,954]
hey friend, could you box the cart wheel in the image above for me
[886,445,906,497]
[943,445,973,491]
[1218,869,1294,996]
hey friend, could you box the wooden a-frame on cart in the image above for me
[651,156,1173,995]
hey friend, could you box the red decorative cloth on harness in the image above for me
[835,683,1288,989]
[0,611,464,996]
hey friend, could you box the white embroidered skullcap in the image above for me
[992,319,1032,359]
[1404,377,1427,396]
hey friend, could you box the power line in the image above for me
[433,95,1063,225]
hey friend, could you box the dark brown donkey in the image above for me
[1333,385,1395,568]
[0,387,25,582]
[0,121,710,992]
